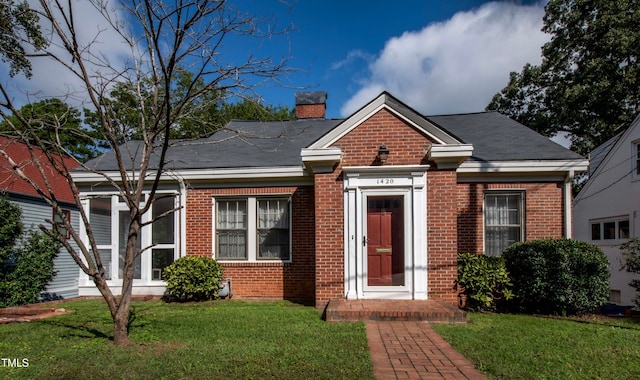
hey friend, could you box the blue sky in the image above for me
[242,0,548,118]
[2,1,549,120]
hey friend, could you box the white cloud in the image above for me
[340,2,549,117]
[0,0,132,109]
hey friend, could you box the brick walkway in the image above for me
[366,321,488,380]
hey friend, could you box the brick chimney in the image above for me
[295,91,327,119]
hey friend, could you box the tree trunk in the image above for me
[113,303,130,345]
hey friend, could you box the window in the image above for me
[484,192,524,257]
[258,199,290,259]
[590,217,630,241]
[86,194,178,281]
[52,208,71,239]
[214,197,291,261]
[216,200,247,260]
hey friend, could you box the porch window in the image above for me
[214,197,291,262]
[484,192,524,256]
[86,194,178,281]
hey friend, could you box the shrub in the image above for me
[503,239,609,315]
[0,197,61,308]
[457,253,513,311]
[163,256,224,302]
[619,238,640,308]
[0,231,61,308]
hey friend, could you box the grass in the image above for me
[0,299,374,379]
[433,312,640,379]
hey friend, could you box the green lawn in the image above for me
[0,300,374,380]
[433,312,640,379]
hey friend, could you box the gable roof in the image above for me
[0,136,79,203]
[574,113,640,202]
[427,112,584,162]
[79,92,584,175]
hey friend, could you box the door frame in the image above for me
[362,190,411,295]
[343,165,429,300]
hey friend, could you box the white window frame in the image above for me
[483,191,525,257]
[590,216,630,243]
[83,192,179,283]
[212,196,292,262]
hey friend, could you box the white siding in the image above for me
[574,117,640,306]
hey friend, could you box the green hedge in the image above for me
[163,256,224,302]
[457,253,513,311]
[503,239,609,315]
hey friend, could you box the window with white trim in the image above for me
[484,192,524,257]
[86,193,179,281]
[590,217,630,241]
[214,197,291,261]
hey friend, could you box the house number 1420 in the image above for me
[376,178,394,185]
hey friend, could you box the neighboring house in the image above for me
[574,114,640,306]
[72,91,587,307]
[0,136,81,300]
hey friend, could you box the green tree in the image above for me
[0,0,47,78]
[0,0,292,345]
[84,70,294,142]
[0,99,101,161]
[488,0,640,155]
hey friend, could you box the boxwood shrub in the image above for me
[457,253,513,311]
[163,256,224,302]
[502,238,609,315]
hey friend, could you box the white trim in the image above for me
[564,171,574,238]
[343,167,428,300]
[310,92,462,149]
[427,144,473,169]
[72,167,309,183]
[301,148,342,174]
[458,160,589,173]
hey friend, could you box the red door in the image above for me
[367,196,404,286]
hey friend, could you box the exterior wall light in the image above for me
[377,144,390,163]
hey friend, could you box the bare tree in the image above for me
[0,0,292,345]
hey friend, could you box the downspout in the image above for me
[178,175,187,258]
[564,170,575,238]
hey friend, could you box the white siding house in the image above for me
[574,115,640,306]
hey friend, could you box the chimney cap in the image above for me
[295,91,327,105]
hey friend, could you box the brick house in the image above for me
[73,91,587,307]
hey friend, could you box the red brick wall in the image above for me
[427,170,459,303]
[457,182,565,254]
[315,108,449,305]
[296,104,325,119]
[185,186,316,305]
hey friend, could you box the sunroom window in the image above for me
[86,194,178,281]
